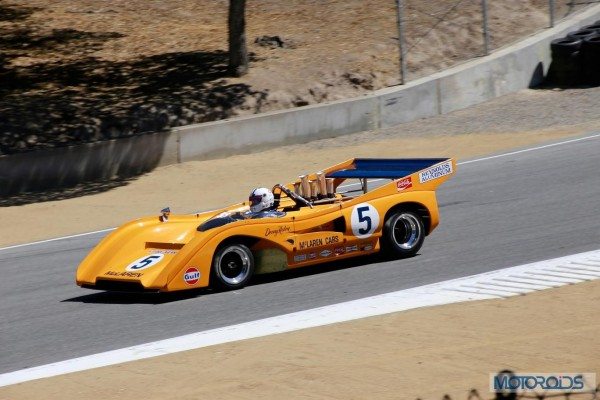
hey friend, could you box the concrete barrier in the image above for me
[0,131,176,196]
[2,4,599,196]
[378,78,439,128]
[176,94,379,162]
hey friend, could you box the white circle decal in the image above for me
[125,253,165,271]
[350,203,380,239]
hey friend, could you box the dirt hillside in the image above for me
[0,0,589,154]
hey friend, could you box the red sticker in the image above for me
[183,267,200,285]
[396,177,412,191]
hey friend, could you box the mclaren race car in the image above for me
[76,158,456,292]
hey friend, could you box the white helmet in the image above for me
[249,187,274,213]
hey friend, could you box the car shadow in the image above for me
[61,252,415,305]
[248,253,395,287]
[61,288,211,305]
[0,177,136,206]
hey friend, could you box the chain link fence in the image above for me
[395,0,600,82]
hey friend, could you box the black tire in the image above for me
[581,34,600,85]
[566,29,597,42]
[582,23,600,33]
[381,210,425,259]
[550,37,581,59]
[546,51,582,86]
[211,243,255,290]
[582,33,600,51]
[548,38,583,86]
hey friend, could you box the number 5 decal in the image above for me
[125,254,165,271]
[350,203,380,239]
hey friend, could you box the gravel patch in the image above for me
[299,86,600,150]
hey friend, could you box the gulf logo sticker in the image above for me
[183,267,200,285]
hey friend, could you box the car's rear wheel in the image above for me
[381,210,425,258]
[211,243,255,289]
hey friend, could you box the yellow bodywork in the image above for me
[76,158,456,292]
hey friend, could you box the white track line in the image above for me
[1,132,598,253]
[457,132,600,165]
[1,248,598,387]
[0,228,116,252]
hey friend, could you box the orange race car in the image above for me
[76,158,455,292]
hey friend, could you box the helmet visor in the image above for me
[249,194,263,207]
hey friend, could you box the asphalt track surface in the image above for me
[1,134,599,374]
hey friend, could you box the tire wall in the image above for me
[547,21,600,86]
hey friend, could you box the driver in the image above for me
[246,187,286,219]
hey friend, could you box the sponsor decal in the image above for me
[350,203,380,239]
[326,235,340,244]
[104,270,143,278]
[183,267,200,285]
[308,252,317,260]
[147,249,178,254]
[125,253,165,271]
[334,247,345,255]
[299,235,340,250]
[396,177,412,192]
[345,245,358,253]
[264,225,291,237]
[361,244,374,251]
[293,254,307,262]
[419,161,453,183]
[300,238,323,249]
[320,249,332,257]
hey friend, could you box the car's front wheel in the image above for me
[381,210,425,258]
[211,243,255,290]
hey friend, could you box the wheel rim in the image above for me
[217,247,251,285]
[392,213,421,250]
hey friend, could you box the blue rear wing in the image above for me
[326,158,449,179]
